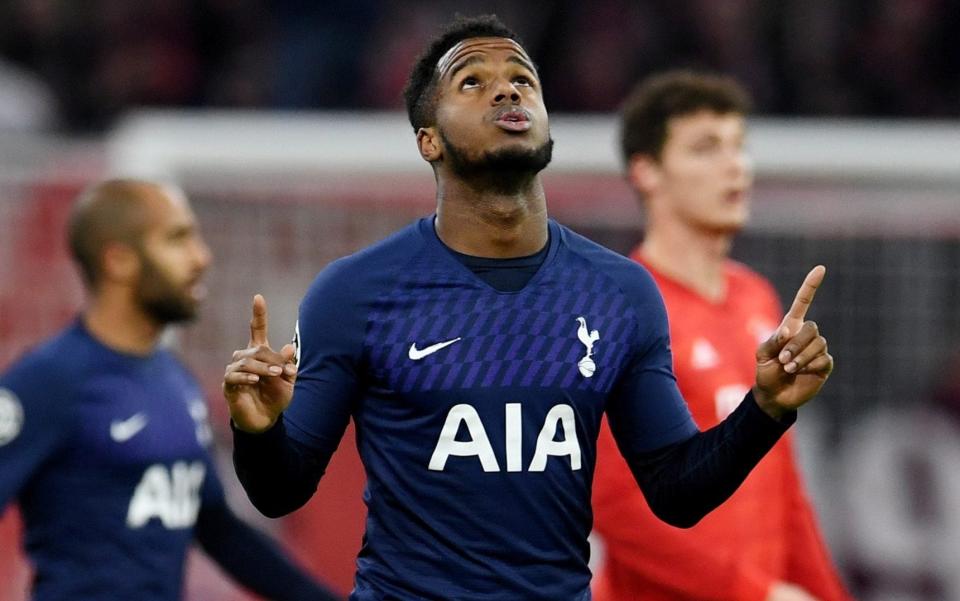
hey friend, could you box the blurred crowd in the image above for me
[1,0,958,132]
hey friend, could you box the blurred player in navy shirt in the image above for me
[0,179,339,600]
[224,15,835,601]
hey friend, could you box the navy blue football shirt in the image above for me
[0,323,219,599]
[278,217,700,599]
[0,321,338,601]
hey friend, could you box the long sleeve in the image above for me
[0,365,73,510]
[595,257,811,599]
[593,418,776,601]
[780,437,854,601]
[194,498,342,601]
[232,256,362,518]
[232,417,337,518]
[613,392,794,528]
[603,265,793,527]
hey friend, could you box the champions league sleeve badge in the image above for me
[0,388,24,446]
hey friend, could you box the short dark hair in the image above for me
[403,14,522,131]
[68,179,155,287]
[619,70,752,164]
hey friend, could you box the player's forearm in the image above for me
[231,416,330,518]
[627,391,794,527]
[195,502,342,601]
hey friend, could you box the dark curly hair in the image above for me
[619,70,752,165]
[403,14,523,132]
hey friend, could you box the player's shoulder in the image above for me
[556,222,661,304]
[154,346,201,385]
[0,323,87,410]
[2,323,86,381]
[337,218,427,269]
[724,260,779,300]
[298,217,431,327]
[306,218,426,291]
[725,259,770,286]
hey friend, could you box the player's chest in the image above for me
[71,373,211,467]
[362,287,635,399]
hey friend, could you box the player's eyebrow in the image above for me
[446,53,537,83]
[507,54,536,75]
[165,222,194,240]
[447,55,485,82]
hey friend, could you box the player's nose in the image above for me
[728,148,751,178]
[492,78,521,105]
[192,237,213,271]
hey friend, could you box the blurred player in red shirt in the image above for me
[591,71,853,601]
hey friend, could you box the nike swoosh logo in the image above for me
[110,413,149,443]
[408,337,462,361]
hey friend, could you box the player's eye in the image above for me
[166,226,193,242]
[691,139,720,154]
[460,76,481,90]
[513,75,532,87]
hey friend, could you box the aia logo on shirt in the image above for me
[126,461,205,529]
[429,403,581,473]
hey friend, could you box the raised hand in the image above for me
[754,266,834,419]
[222,294,298,433]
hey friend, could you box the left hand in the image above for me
[753,265,834,419]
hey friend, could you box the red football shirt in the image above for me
[591,252,851,601]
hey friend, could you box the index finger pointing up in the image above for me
[249,294,270,347]
[785,265,826,322]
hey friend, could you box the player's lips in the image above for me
[493,108,532,132]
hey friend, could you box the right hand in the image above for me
[753,265,833,420]
[767,582,820,601]
[223,294,297,433]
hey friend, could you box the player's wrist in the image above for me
[751,387,791,422]
[230,413,281,435]
[231,414,285,440]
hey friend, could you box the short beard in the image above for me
[441,130,553,193]
[135,250,198,325]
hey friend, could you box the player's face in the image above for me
[653,110,752,233]
[134,189,211,324]
[432,37,552,175]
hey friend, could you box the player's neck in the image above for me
[435,176,548,257]
[83,291,163,356]
[640,219,733,303]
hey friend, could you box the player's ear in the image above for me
[101,241,140,284]
[417,127,442,162]
[627,154,661,195]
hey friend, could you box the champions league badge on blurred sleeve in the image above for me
[0,388,24,446]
